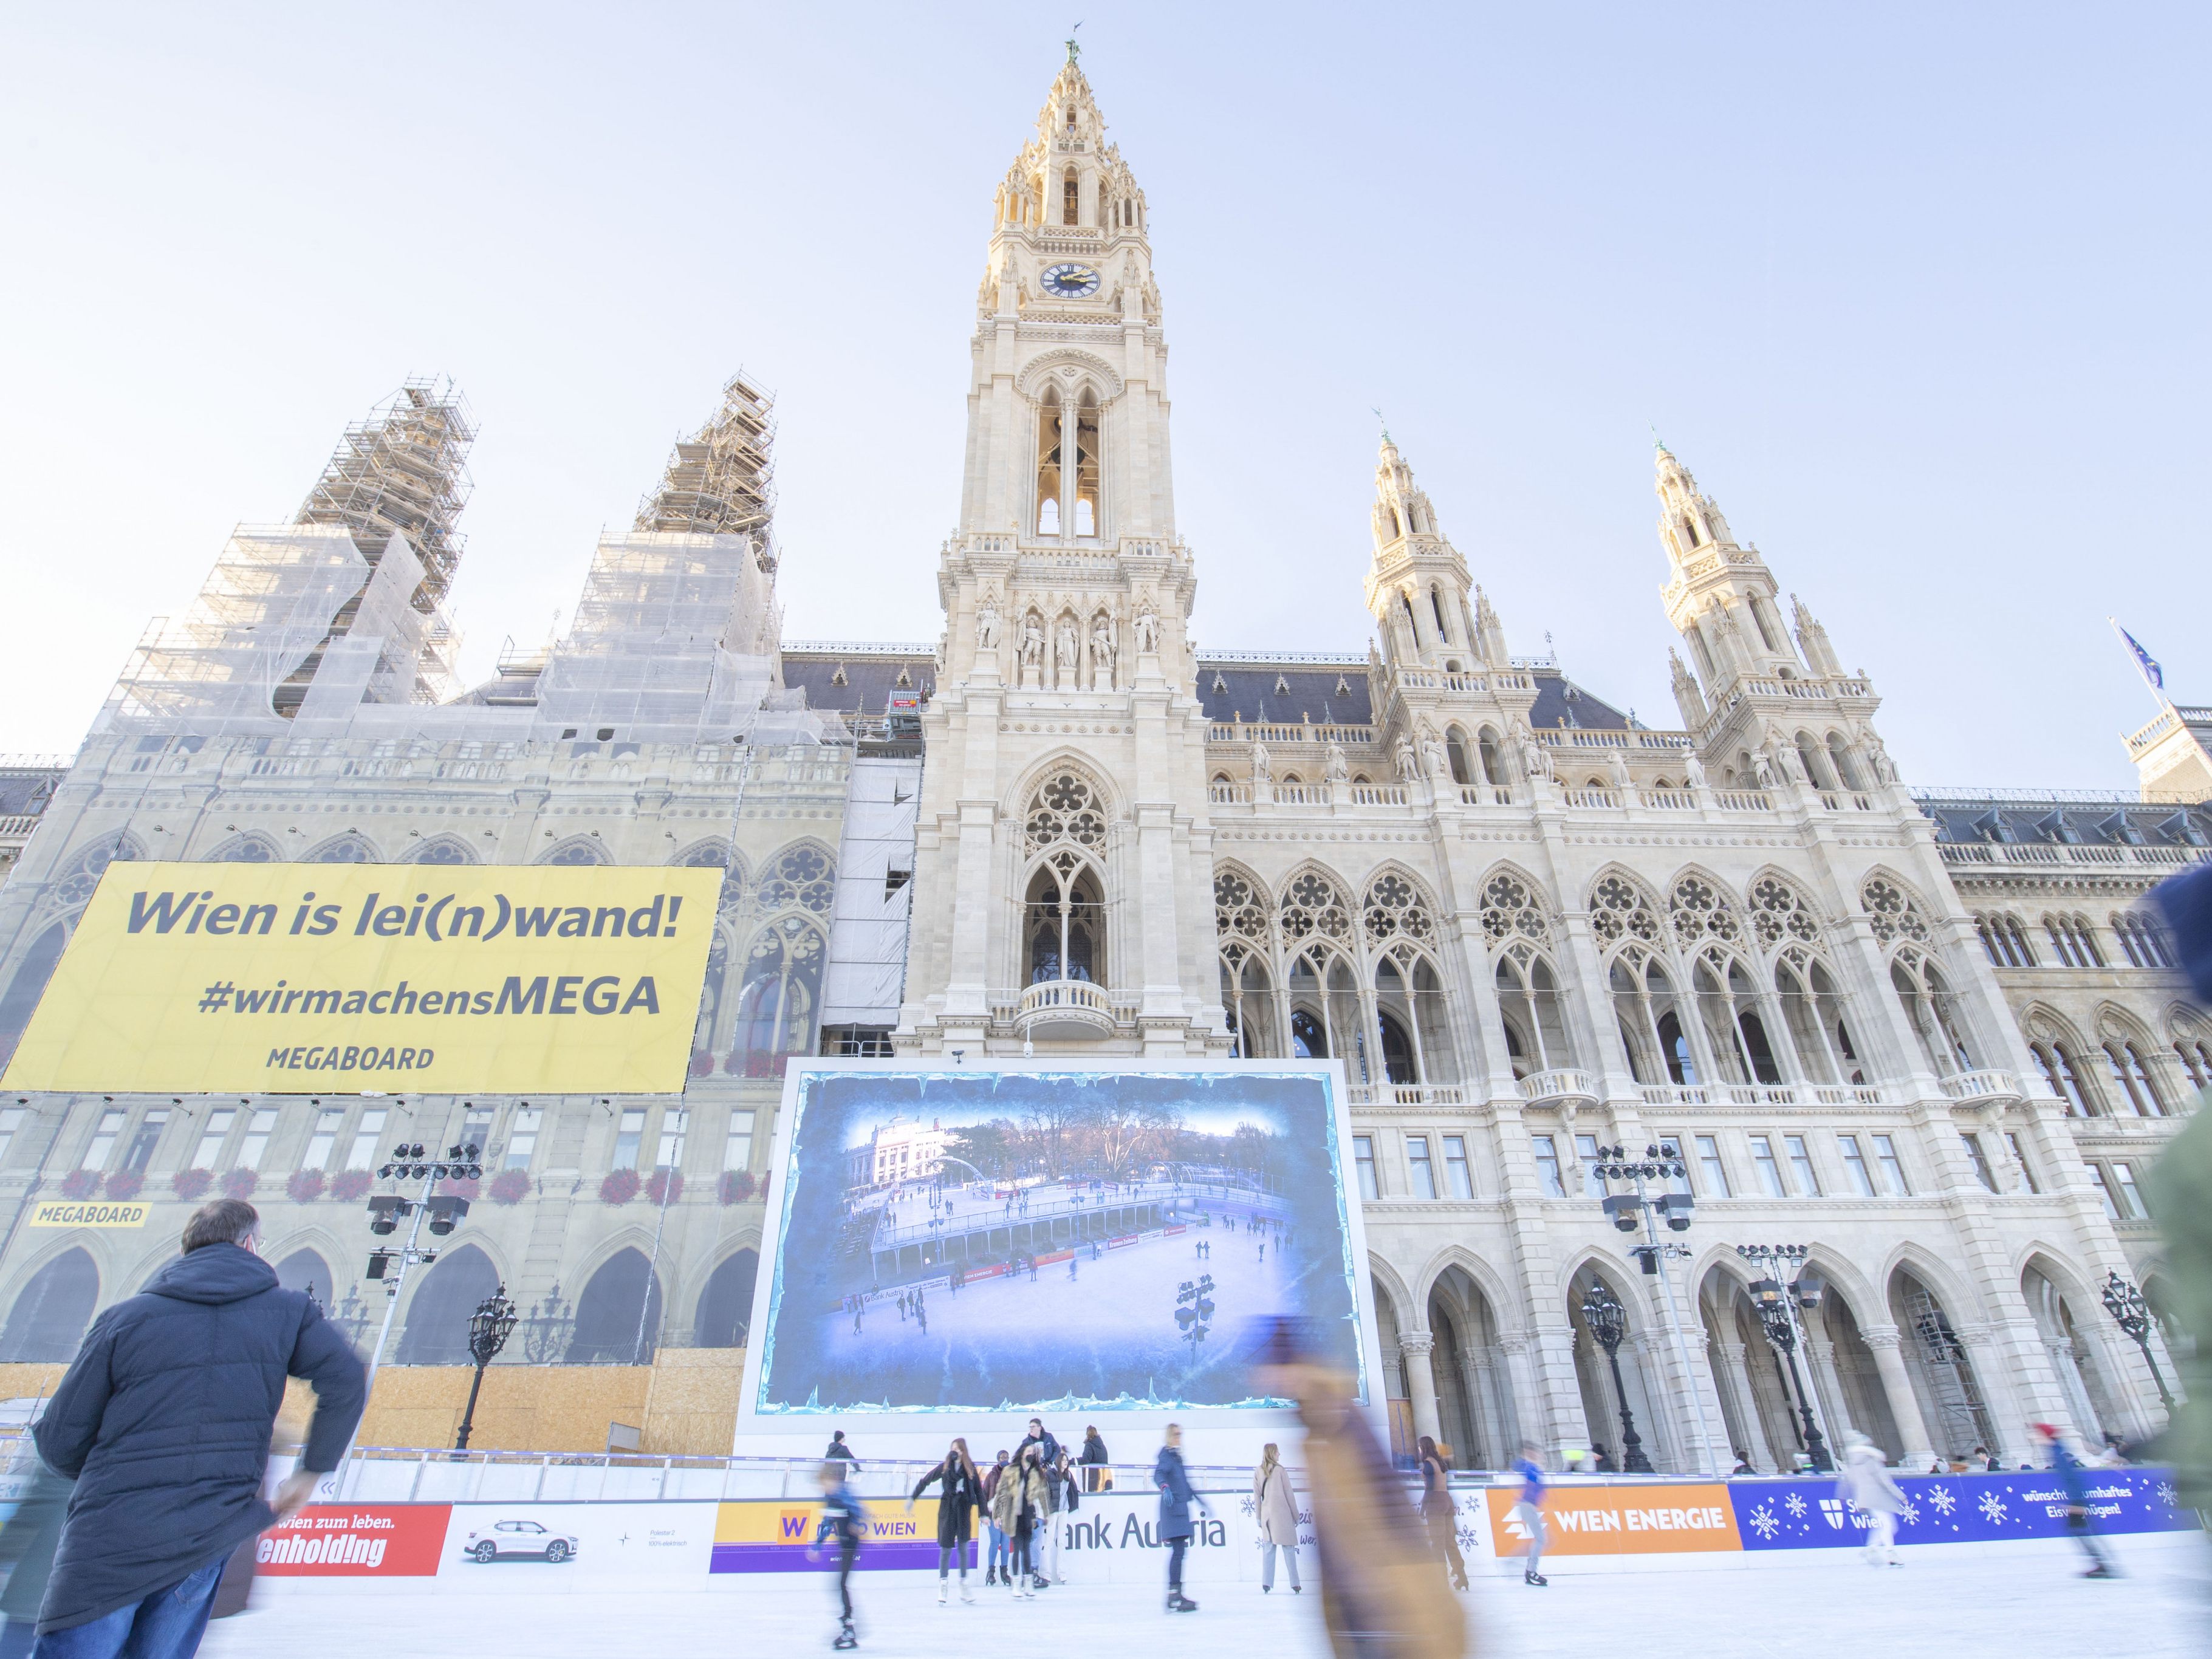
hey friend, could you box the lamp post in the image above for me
[360,1142,483,1394]
[1592,1143,1718,1474]
[1578,1278,1652,1474]
[1176,1273,1214,1364]
[454,1284,519,1454]
[2100,1270,2176,1412]
[1736,1244,1833,1473]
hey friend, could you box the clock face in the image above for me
[1040,262,1101,299]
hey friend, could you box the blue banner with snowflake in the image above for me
[1730,1468,2192,1550]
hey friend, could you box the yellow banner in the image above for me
[28,1200,151,1229]
[1,862,722,1094]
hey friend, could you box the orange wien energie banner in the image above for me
[1487,1483,1742,1556]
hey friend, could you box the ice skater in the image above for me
[851,1299,864,1335]
[907,1438,983,1605]
[1154,1423,1211,1612]
[809,1459,868,1648]
[2036,1423,2120,1577]
[1835,1431,1906,1566]
[916,1301,929,1336]
[1511,1442,1548,1586]
[1253,1442,1300,1594]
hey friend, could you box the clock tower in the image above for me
[895,47,1226,1055]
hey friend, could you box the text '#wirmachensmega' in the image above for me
[123,888,688,942]
[199,975,663,1018]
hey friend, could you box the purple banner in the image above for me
[1729,1467,2193,1550]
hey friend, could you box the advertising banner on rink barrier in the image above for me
[0,862,721,1094]
[1485,1484,1742,1558]
[257,1506,451,1575]
[442,1503,718,1586]
[1728,1468,2195,1550]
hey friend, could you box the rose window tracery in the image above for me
[1669,875,1741,946]
[1214,869,1269,941]
[1279,871,1351,944]
[1025,772,1106,854]
[757,844,835,913]
[1589,874,1661,946]
[1748,875,1822,949]
[1862,877,1931,945]
[1480,872,1550,945]
[1362,871,1434,946]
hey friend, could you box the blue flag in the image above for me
[2114,620,2164,691]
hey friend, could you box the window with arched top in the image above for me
[1026,853,1104,985]
[1221,942,1275,1058]
[1431,586,1451,641]
[731,915,825,1076]
[1976,912,2035,968]
[1036,388,1063,535]
[1826,732,1865,792]
[1891,948,1974,1074]
[1776,946,1861,1084]
[1444,729,1473,786]
[2032,1039,2096,1115]
[1476,728,1504,787]
[2174,1035,2212,1093]
[308,835,376,864]
[1861,877,1932,945]
[2112,911,2174,969]
[1063,169,1079,224]
[2100,1035,2168,1117]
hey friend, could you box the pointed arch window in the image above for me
[1431,586,1451,641]
[1073,389,1100,535]
[1063,169,1079,225]
[1026,855,1104,985]
[731,916,825,1077]
[1036,389,1064,536]
[2032,1041,2095,1116]
[1891,948,1975,1074]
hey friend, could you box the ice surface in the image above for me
[204,1534,2207,1659]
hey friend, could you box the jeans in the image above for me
[1166,1536,1188,1591]
[31,1558,224,1659]
[831,1538,858,1621]
[1260,1542,1300,1589]
[985,1523,1006,1575]
[1511,1501,1546,1575]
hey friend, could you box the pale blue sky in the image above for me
[2,4,2204,787]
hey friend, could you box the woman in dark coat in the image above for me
[1154,1422,1211,1613]
[907,1438,984,1604]
[1415,1435,1467,1590]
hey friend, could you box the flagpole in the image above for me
[2108,617,2172,713]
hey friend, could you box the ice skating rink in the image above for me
[202,1535,2207,1659]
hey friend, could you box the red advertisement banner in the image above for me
[256,1505,453,1575]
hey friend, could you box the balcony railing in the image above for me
[1015,978,1115,1040]
[1939,1069,2024,1105]
[1345,1083,1470,1108]
[1518,1069,1599,1108]
[1457,784,1512,806]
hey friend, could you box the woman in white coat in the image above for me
[1835,1431,1908,1566]
[1253,1442,1302,1593]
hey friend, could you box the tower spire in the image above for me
[1363,437,1493,669]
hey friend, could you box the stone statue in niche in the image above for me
[1134,600,1160,655]
[1420,725,1450,780]
[976,595,1001,651]
[1606,746,1632,791]
[1324,742,1350,784]
[1751,748,1778,790]
[1516,722,1553,782]
[1863,730,1898,784]
[1251,741,1272,783]
[1683,752,1708,790]
[1019,613,1046,686]
[1055,617,1080,686]
[1772,736,1806,784]
[1394,736,1419,783]
[1089,615,1117,688]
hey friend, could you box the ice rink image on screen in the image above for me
[751,1067,1366,1413]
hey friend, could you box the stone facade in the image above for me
[0,52,2199,1473]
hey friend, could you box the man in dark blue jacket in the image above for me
[30,1198,366,1657]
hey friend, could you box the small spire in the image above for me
[1372,406,1393,446]
[1065,21,1082,61]
[1651,422,1668,453]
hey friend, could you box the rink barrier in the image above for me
[256,1465,2197,1589]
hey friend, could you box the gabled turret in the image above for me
[1363,434,1493,669]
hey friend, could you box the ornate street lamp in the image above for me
[454,1284,519,1454]
[1579,1277,1654,1473]
[1739,1245,1833,1474]
[2100,1270,2176,1412]
[520,1283,575,1364]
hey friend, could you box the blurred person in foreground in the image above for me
[29,1198,365,1659]
[1834,1432,1906,1568]
[2147,862,2212,1524]
[1252,1317,1465,1659]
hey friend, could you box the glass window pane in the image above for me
[1960,1133,1998,1192]
[1407,1137,1437,1200]
[724,1110,756,1172]
[346,1108,387,1171]
[1442,1135,1473,1200]
[505,1107,543,1171]
[120,1110,168,1175]
[1354,1135,1379,1202]
[1657,1135,1691,1194]
[2112,1161,2146,1219]
[81,1110,125,1171]
[0,1107,23,1164]
[302,1108,344,1172]
[236,1109,278,1169]
[194,1109,236,1170]
[1695,1134,1730,1197]
[1750,1135,1786,1197]
[657,1108,690,1171]
[1784,1134,1820,1196]
[1872,1134,1908,1196]
[614,1107,646,1171]
[1838,1135,1876,1196]
[1532,1134,1565,1198]
[2088,1164,2120,1219]
[457,1107,493,1161]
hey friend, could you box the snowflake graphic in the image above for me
[2157,1481,2177,1507]
[1238,1496,1256,1518]
[1978,1493,2008,1526]
[1748,1504,1781,1541]
[1897,1497,1920,1525]
[1783,1493,1808,1518]
[1927,1486,1956,1516]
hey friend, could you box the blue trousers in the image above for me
[30,1558,224,1659]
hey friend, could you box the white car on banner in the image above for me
[459,1518,580,1564]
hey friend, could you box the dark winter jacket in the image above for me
[911,1458,984,1546]
[1016,1428,1061,1469]
[1154,1445,1204,1541]
[1080,1432,1109,1464]
[32,1243,365,1634]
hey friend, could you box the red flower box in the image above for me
[719,1170,757,1205]
[172,1168,213,1202]
[102,1170,146,1202]
[59,1170,99,1201]
[287,1169,325,1203]
[600,1169,640,1206]
[221,1168,259,1200]
[488,1169,531,1205]
[329,1169,372,1203]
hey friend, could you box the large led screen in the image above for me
[750,1066,1369,1415]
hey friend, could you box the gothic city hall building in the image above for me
[0,55,2205,1471]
